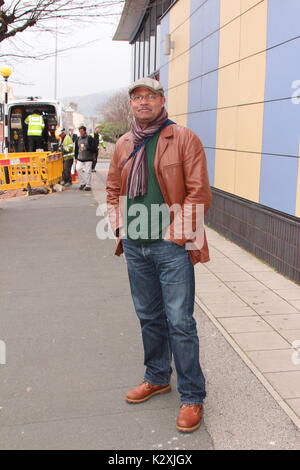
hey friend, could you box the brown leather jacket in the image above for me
[106,124,212,264]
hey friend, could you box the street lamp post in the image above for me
[0,66,12,159]
[54,14,58,100]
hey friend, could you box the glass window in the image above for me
[135,40,140,80]
[131,44,136,81]
[149,4,156,74]
[139,35,144,78]
[144,15,150,77]
[156,23,161,72]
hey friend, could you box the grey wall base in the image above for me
[205,188,300,284]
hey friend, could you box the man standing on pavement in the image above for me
[106,77,212,433]
[74,126,97,191]
[25,109,45,152]
[59,128,74,187]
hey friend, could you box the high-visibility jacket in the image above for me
[61,135,74,160]
[90,132,106,150]
[25,114,45,137]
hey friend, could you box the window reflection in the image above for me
[131,0,176,80]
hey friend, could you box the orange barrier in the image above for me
[0,152,63,192]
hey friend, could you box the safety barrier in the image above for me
[0,152,63,192]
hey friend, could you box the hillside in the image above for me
[61,88,125,117]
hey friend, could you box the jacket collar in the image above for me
[124,123,174,142]
[123,124,174,168]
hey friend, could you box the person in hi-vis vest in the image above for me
[25,109,45,152]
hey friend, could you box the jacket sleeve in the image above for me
[74,139,79,158]
[106,140,123,237]
[87,136,97,154]
[164,130,212,246]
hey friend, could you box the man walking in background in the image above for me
[91,126,106,172]
[74,126,97,191]
[106,78,211,433]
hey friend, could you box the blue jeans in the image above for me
[122,238,206,405]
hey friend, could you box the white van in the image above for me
[6,97,63,153]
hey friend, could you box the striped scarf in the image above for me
[127,108,170,199]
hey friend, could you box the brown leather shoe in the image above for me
[125,381,171,404]
[176,404,203,432]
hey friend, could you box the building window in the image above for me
[149,5,156,75]
[135,40,140,80]
[144,14,150,77]
[131,44,135,81]
[131,0,177,80]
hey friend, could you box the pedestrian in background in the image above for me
[59,128,74,188]
[91,127,106,172]
[69,128,78,143]
[74,126,97,191]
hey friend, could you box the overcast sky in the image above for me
[8,15,132,101]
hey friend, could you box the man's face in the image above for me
[79,128,86,137]
[130,87,166,126]
[60,132,66,139]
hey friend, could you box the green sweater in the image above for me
[125,133,170,244]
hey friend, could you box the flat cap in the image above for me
[129,77,164,96]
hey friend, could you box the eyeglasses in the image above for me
[131,93,160,102]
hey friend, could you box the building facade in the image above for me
[114,0,300,282]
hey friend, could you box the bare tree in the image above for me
[0,0,125,61]
[98,89,131,132]
[95,89,131,141]
[0,1,124,41]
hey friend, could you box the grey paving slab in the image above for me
[247,350,300,373]
[280,330,300,344]
[231,332,291,351]
[262,314,300,332]
[264,372,300,399]
[218,316,273,334]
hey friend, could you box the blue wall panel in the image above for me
[189,110,218,185]
[259,153,298,215]
[188,77,202,113]
[159,14,169,101]
[264,38,300,101]
[260,0,300,216]
[260,100,299,214]
[202,0,220,38]
[188,0,220,187]
[189,41,203,80]
[190,3,206,45]
[190,0,207,15]
[201,71,219,110]
[266,0,300,48]
[202,33,220,74]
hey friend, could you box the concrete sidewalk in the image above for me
[195,228,300,430]
[0,172,299,449]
